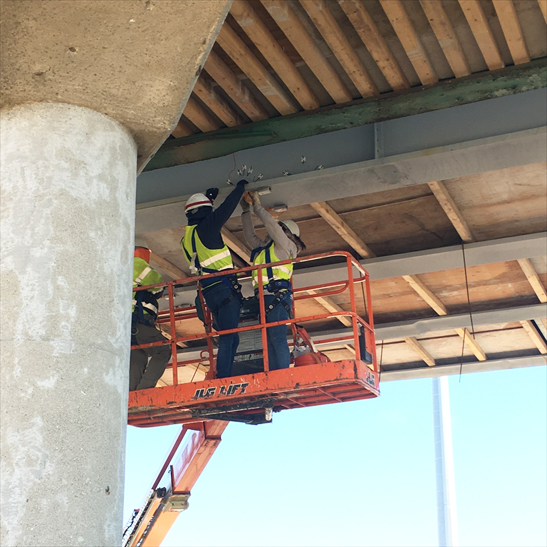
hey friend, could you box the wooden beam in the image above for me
[204,50,269,122]
[403,274,448,316]
[221,227,252,263]
[520,320,547,354]
[404,336,436,366]
[171,118,195,138]
[338,0,410,91]
[455,327,487,361]
[216,23,298,115]
[379,0,437,85]
[310,201,375,258]
[145,59,547,170]
[539,0,547,24]
[307,289,353,327]
[428,180,475,243]
[300,0,379,97]
[419,0,471,77]
[230,0,320,110]
[517,259,547,303]
[492,0,530,65]
[150,252,187,280]
[458,0,504,70]
[310,201,449,318]
[193,77,243,127]
[261,0,353,104]
[183,96,224,133]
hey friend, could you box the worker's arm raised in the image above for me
[252,195,297,260]
[209,181,247,230]
[240,195,266,250]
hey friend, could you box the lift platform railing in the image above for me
[131,251,376,379]
[129,251,378,426]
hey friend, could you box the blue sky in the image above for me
[124,365,546,547]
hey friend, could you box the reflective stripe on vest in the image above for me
[133,257,163,313]
[181,225,234,275]
[134,266,152,284]
[252,242,293,289]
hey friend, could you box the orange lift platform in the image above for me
[124,252,379,546]
[128,251,379,427]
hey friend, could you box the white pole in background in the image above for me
[432,376,459,547]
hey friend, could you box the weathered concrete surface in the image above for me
[0,103,136,546]
[0,0,232,172]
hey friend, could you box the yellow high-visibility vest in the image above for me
[181,225,234,286]
[133,257,163,316]
[252,242,293,290]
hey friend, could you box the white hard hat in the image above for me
[279,220,300,238]
[135,235,149,249]
[185,193,213,214]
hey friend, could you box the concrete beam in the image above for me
[380,355,545,382]
[167,303,546,363]
[135,126,546,232]
[136,86,546,207]
[166,232,546,300]
[318,304,547,342]
[144,59,547,171]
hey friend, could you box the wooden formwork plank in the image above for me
[379,0,438,85]
[428,180,475,243]
[261,0,353,103]
[204,50,270,121]
[338,0,410,91]
[455,327,487,361]
[404,336,436,366]
[419,0,471,77]
[193,77,243,127]
[230,0,320,110]
[458,0,504,70]
[183,96,224,133]
[492,0,531,65]
[520,320,547,354]
[216,23,298,115]
[300,0,379,97]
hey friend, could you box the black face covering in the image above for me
[186,206,212,225]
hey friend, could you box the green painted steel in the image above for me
[145,59,547,172]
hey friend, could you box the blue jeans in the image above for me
[203,282,241,378]
[263,294,291,371]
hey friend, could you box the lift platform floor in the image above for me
[128,359,379,427]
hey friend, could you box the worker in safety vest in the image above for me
[240,192,306,370]
[181,182,248,378]
[130,236,171,390]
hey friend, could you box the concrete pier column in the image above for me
[0,103,137,546]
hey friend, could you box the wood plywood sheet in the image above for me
[324,184,433,214]
[441,162,547,241]
[230,194,461,258]
[337,195,460,255]
[376,325,539,366]
[469,325,538,355]
[413,260,542,313]
[324,260,540,323]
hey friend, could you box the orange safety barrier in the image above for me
[128,251,379,427]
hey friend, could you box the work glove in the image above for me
[237,179,249,187]
[251,191,261,206]
[205,187,219,202]
[239,196,250,212]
